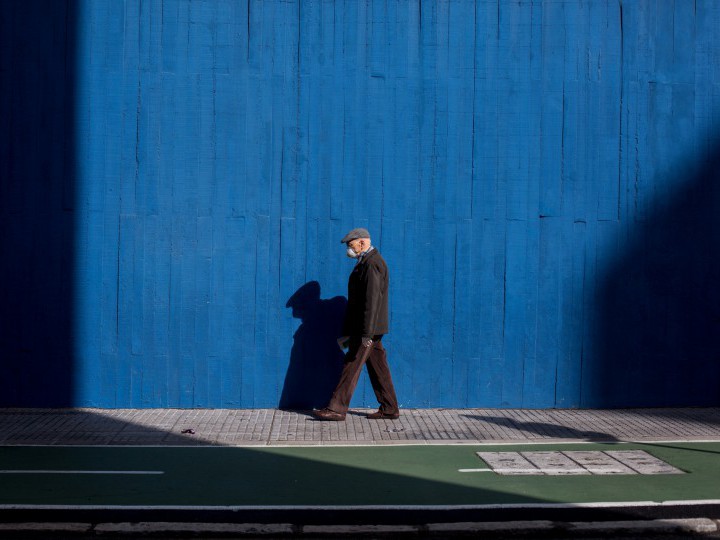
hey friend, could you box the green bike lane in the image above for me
[1,441,719,525]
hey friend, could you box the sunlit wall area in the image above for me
[3,1,719,408]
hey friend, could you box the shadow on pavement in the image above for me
[3,411,720,525]
[462,409,720,441]
[461,415,619,441]
[3,409,720,527]
[0,410,553,520]
[606,408,720,427]
[0,409,207,446]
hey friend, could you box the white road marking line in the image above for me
[2,438,720,448]
[1,500,720,511]
[470,439,720,447]
[460,468,592,474]
[0,470,164,475]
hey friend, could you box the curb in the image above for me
[4,501,720,525]
[0,518,719,538]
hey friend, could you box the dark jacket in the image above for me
[341,248,389,337]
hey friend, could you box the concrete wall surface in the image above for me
[1,0,719,408]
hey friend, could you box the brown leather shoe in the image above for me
[366,410,400,420]
[313,408,346,421]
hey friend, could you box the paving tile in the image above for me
[476,450,683,476]
[606,450,685,475]
[477,452,544,475]
[563,451,636,475]
[522,451,591,475]
[0,408,719,446]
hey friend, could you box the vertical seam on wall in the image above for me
[293,0,300,282]
[379,162,384,243]
[116,219,121,340]
[617,0,624,222]
[279,145,284,291]
[451,226,458,373]
[62,0,73,207]
[577,243,588,406]
[560,80,566,211]
[134,80,142,210]
[470,0,478,220]
[560,1,567,212]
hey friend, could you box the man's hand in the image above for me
[361,336,373,348]
[337,336,350,351]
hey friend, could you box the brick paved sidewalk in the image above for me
[1,408,719,446]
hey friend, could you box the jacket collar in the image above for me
[357,246,377,265]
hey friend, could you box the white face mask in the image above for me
[346,247,358,258]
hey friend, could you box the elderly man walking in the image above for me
[314,228,400,421]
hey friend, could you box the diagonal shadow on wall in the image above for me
[586,140,720,407]
[0,1,77,406]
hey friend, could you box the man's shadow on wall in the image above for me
[280,282,347,410]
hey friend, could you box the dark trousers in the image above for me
[327,336,399,415]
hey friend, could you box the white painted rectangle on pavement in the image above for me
[563,452,635,475]
[476,452,542,475]
[605,450,684,475]
[521,452,591,475]
[476,450,684,476]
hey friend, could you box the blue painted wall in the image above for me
[2,0,719,408]
[0,0,77,407]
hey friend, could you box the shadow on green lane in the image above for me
[2,441,720,508]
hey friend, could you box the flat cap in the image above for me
[340,227,371,243]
